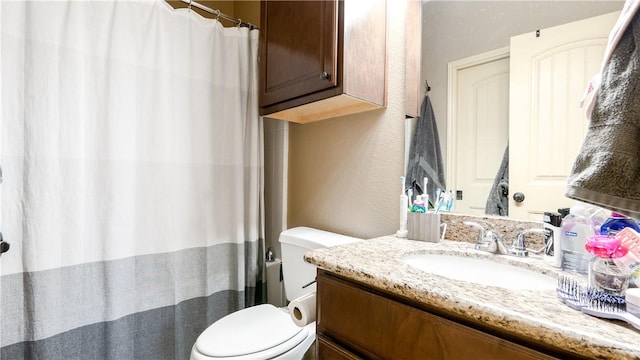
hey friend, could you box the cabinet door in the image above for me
[317,271,558,360]
[259,0,338,108]
[317,335,362,360]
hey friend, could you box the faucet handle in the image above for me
[486,230,508,254]
[464,221,505,253]
[510,228,545,257]
[463,221,486,243]
[463,221,486,232]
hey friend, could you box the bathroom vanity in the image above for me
[316,270,555,359]
[305,236,640,359]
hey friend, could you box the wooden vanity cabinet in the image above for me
[259,0,387,123]
[315,269,560,360]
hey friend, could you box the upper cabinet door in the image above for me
[259,1,338,108]
[259,0,387,123]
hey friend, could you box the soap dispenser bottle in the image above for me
[560,204,600,275]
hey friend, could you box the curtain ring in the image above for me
[237,19,242,28]
[215,9,220,21]
[188,0,192,12]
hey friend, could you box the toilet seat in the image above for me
[194,304,309,359]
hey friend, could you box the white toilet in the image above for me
[190,227,362,360]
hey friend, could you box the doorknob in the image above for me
[0,241,8,255]
[513,192,525,203]
[0,232,8,255]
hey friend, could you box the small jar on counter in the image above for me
[585,235,630,296]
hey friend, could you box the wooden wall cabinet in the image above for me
[259,0,387,124]
[316,270,573,360]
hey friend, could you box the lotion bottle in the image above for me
[543,211,563,268]
[600,212,640,236]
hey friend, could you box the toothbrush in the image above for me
[434,189,445,213]
[422,177,429,209]
[442,190,452,212]
[396,176,408,238]
[408,189,414,211]
[446,190,455,211]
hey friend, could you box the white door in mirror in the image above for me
[450,50,510,216]
[509,11,619,220]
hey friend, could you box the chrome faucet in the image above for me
[463,221,508,255]
[509,228,546,257]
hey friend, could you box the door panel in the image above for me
[449,50,509,215]
[509,12,619,220]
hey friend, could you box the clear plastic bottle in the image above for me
[560,204,603,275]
[600,212,640,236]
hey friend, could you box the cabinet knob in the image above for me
[320,71,330,80]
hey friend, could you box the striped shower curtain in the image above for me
[0,1,264,359]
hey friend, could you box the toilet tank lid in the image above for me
[279,227,363,249]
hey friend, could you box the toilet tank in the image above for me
[279,227,362,301]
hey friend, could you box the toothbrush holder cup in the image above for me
[407,212,442,242]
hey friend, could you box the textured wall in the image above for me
[287,2,407,239]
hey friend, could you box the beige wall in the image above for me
[286,2,407,240]
[233,1,261,27]
[166,0,260,27]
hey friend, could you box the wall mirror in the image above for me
[413,0,624,220]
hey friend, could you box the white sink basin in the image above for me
[402,254,556,290]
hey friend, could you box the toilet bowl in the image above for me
[190,227,362,360]
[190,304,316,360]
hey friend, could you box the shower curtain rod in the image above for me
[179,0,259,30]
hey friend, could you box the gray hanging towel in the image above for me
[485,145,509,216]
[405,94,446,207]
[566,7,640,218]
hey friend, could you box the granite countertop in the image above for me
[304,236,640,359]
